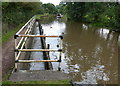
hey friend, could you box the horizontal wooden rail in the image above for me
[16,60,59,63]
[14,15,63,71]
[16,26,32,49]
[16,49,62,52]
[17,35,62,38]
[15,40,26,60]
[15,34,30,60]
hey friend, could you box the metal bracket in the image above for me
[14,49,18,52]
[14,35,18,39]
[58,60,61,62]
[58,49,62,52]
[15,60,19,63]
[14,68,17,72]
[59,35,63,39]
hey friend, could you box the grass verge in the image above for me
[36,13,49,20]
[2,79,70,85]
[2,23,25,44]
[36,13,55,20]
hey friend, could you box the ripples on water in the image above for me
[76,65,109,84]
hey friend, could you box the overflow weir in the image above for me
[9,16,69,81]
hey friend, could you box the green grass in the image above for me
[36,13,49,20]
[36,14,41,20]
[0,32,2,44]
[2,23,25,44]
[2,79,70,85]
[36,13,55,20]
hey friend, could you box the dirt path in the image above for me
[0,45,2,81]
[2,37,14,80]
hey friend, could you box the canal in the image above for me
[40,17,119,84]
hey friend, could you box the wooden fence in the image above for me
[13,16,63,72]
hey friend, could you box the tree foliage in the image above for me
[2,2,57,34]
[59,2,120,31]
[42,3,57,14]
[2,2,43,24]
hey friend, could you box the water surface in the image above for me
[41,18,119,84]
[30,22,45,70]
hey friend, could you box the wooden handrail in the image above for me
[17,49,62,52]
[16,60,59,63]
[17,35,60,38]
[16,27,31,49]
[14,15,63,71]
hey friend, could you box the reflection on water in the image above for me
[41,18,119,84]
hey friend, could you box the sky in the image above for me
[40,0,61,5]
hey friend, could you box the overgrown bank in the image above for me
[58,2,120,31]
[2,2,57,43]
[2,23,25,43]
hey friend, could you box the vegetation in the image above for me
[2,1,120,41]
[3,2,119,42]
[36,13,49,20]
[2,23,24,43]
[2,2,43,34]
[42,3,57,14]
[58,2,120,31]
[2,79,70,85]
[2,1,119,84]
[2,2,57,43]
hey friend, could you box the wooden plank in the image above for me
[18,35,60,38]
[15,36,28,60]
[18,49,60,52]
[16,27,31,49]
[14,38,18,70]
[16,60,59,63]
[16,16,35,49]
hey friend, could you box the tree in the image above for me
[58,2,120,31]
[42,3,57,14]
[2,2,44,33]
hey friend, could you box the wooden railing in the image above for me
[13,16,63,72]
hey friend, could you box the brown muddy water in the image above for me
[40,18,120,84]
